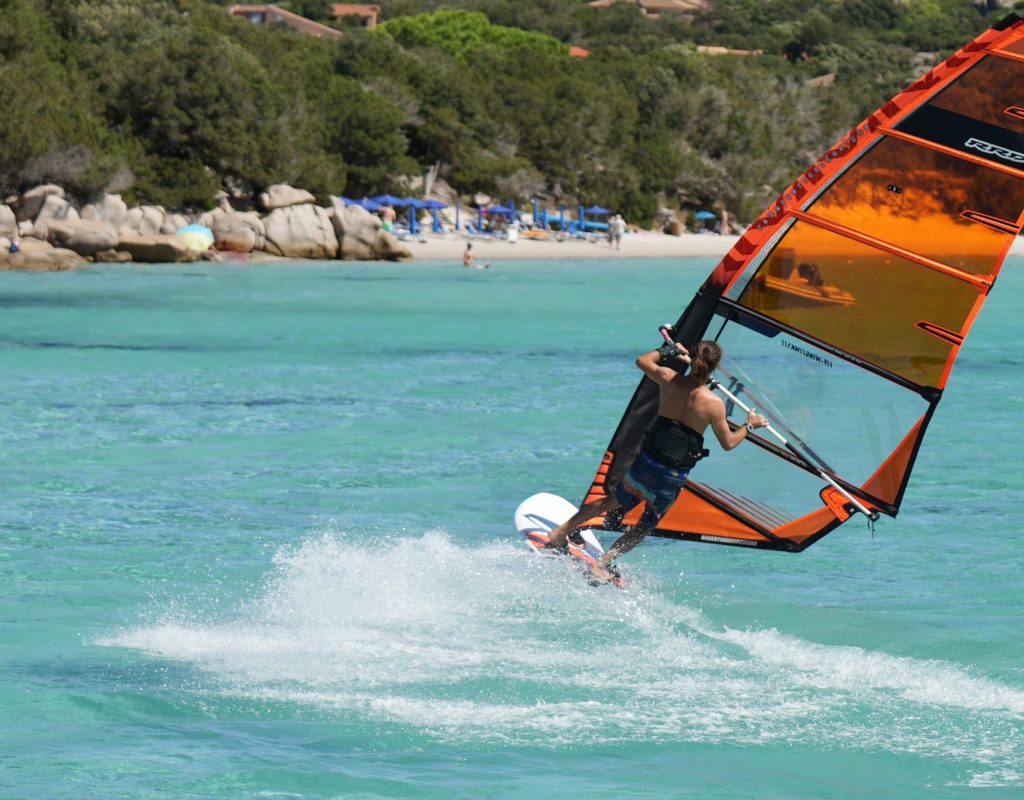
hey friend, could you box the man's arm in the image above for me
[636,346,690,385]
[709,398,768,451]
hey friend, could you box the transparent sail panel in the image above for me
[895,56,1024,174]
[735,221,981,388]
[929,56,1024,132]
[807,136,1024,274]
[707,310,930,491]
[683,447,843,526]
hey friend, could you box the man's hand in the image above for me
[746,411,768,429]
[657,342,691,364]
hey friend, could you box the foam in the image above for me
[99,530,1024,784]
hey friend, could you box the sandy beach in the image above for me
[402,231,743,261]
[402,230,1024,262]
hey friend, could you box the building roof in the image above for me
[696,45,764,56]
[330,4,381,28]
[227,5,342,39]
[588,0,706,12]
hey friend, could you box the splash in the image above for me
[100,531,1024,782]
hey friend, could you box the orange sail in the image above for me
[583,14,1024,552]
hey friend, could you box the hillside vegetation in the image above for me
[0,0,1007,224]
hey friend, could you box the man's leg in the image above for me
[589,507,658,583]
[547,495,620,550]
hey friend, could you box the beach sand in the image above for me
[402,231,742,261]
[403,231,1024,262]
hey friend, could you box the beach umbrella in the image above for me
[176,223,214,252]
[584,205,611,215]
[486,205,515,216]
[372,194,404,206]
[418,199,448,233]
[357,198,381,211]
[694,210,717,220]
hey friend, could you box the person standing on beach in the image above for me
[610,214,626,250]
[380,204,396,233]
[546,340,767,583]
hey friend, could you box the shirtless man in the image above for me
[548,339,768,583]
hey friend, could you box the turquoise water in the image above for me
[1,258,1022,799]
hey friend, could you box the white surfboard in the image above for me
[514,492,624,587]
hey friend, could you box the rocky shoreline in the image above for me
[0,183,413,271]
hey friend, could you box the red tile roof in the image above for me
[228,5,342,38]
[330,4,380,28]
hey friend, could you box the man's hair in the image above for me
[690,340,721,382]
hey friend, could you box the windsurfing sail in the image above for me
[580,14,1024,552]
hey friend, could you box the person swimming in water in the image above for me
[547,339,767,583]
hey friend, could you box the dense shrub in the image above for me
[0,0,1000,222]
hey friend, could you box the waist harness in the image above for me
[642,416,709,470]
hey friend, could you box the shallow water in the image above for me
[1,259,1022,799]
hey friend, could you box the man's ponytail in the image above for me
[690,340,722,382]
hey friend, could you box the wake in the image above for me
[98,530,1024,784]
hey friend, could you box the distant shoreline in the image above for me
[402,231,1024,263]
[403,231,742,261]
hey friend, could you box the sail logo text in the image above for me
[782,339,833,368]
[964,137,1024,164]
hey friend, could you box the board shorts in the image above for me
[613,450,690,523]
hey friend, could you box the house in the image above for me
[227,5,343,39]
[696,45,764,56]
[330,4,381,29]
[587,0,707,19]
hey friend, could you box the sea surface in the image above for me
[1,258,1022,799]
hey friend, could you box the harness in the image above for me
[642,416,709,470]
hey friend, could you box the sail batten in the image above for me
[579,14,1024,552]
[716,298,939,396]
[788,208,996,289]
[882,126,1024,181]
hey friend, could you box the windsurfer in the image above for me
[547,340,768,583]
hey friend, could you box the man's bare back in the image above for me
[641,349,760,453]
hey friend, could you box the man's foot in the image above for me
[543,530,568,552]
[587,561,618,585]
[545,539,568,554]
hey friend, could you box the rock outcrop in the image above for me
[259,184,316,210]
[0,237,83,271]
[262,204,338,259]
[0,205,16,238]
[117,233,199,263]
[16,184,66,222]
[44,219,120,256]
[81,194,129,230]
[330,201,410,261]
[0,182,420,268]
[332,201,381,260]
[211,212,266,254]
[373,231,413,261]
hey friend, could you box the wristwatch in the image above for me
[745,423,755,433]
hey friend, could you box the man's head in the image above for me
[690,340,722,382]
